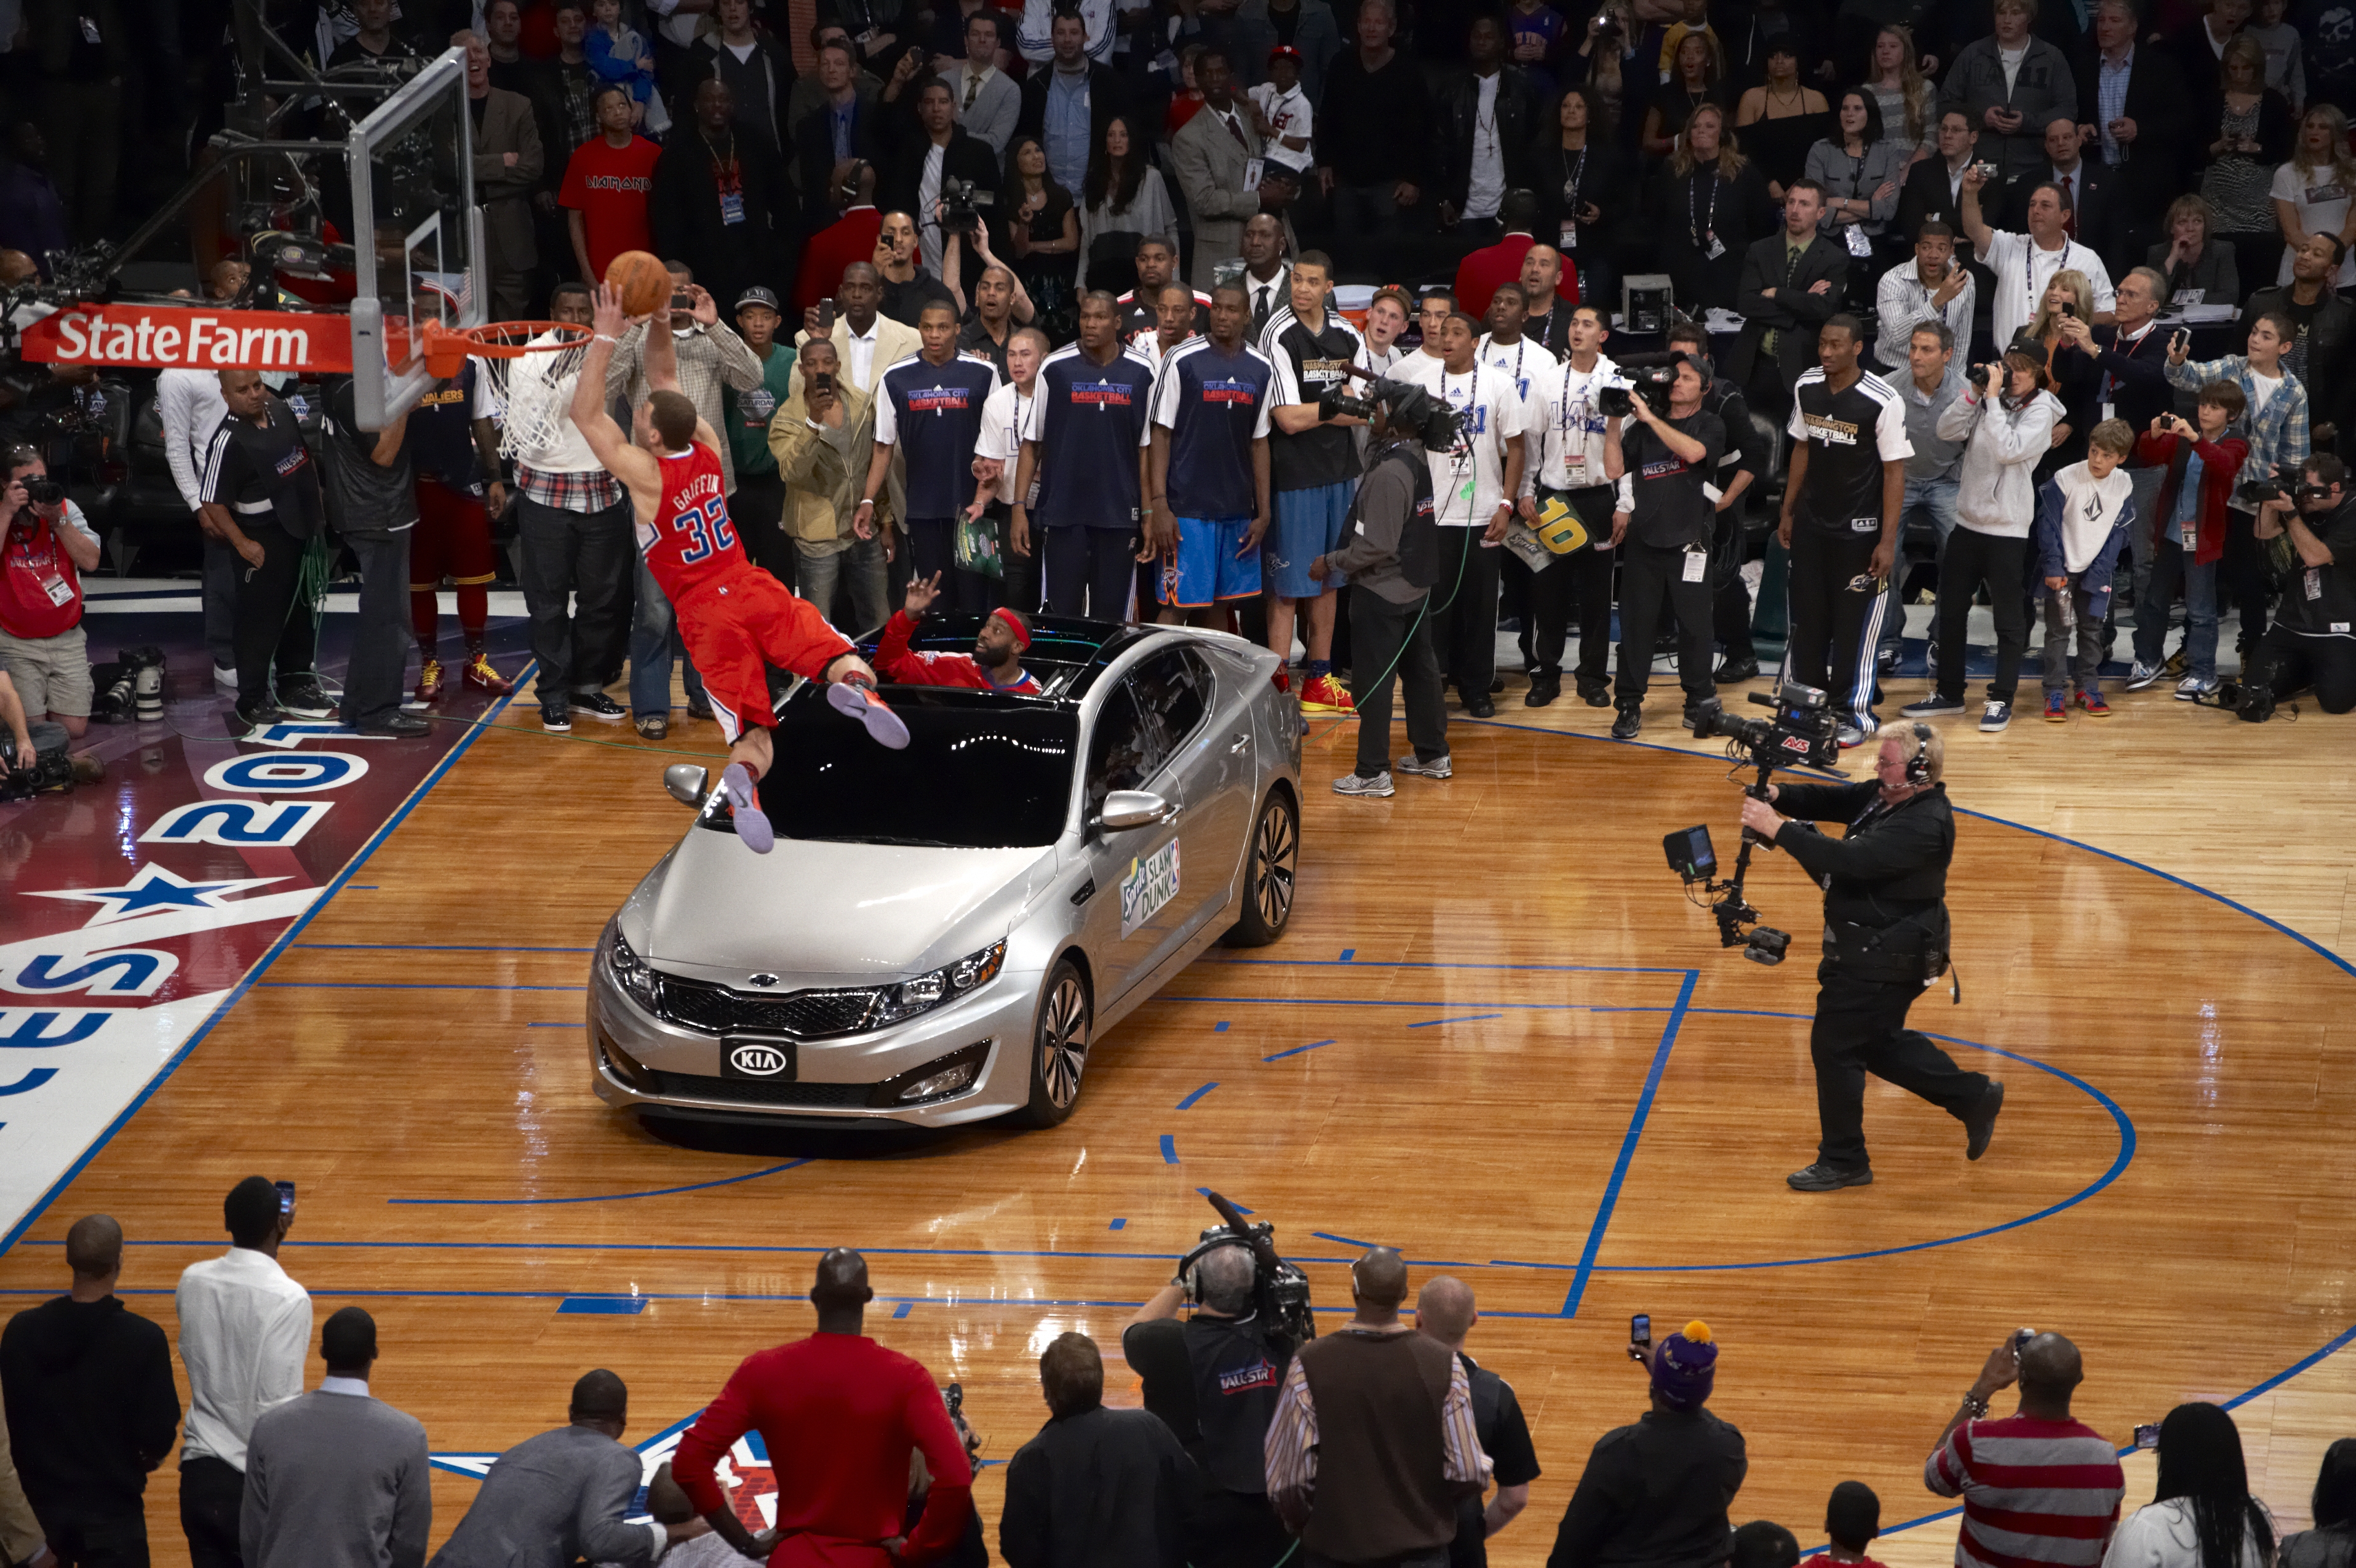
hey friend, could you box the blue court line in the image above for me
[526,1022,580,1029]
[1561,969,1697,1318]
[0,670,535,1257]
[291,942,597,952]
[1158,1134,1178,1163]
[1107,1217,1126,1230]
[1212,1021,1229,1032]
[891,1300,912,1318]
[1406,1014,1505,1028]
[1337,948,1355,961]
[389,1157,814,1206]
[1262,1038,1334,1061]
[1311,1230,1380,1249]
[1176,1082,1217,1110]
[1193,1189,1251,1213]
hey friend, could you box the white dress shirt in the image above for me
[176,1248,313,1471]
[846,317,883,391]
[1981,229,2114,351]
[976,380,1035,504]
[159,368,231,513]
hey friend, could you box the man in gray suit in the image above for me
[458,29,546,320]
[242,1308,431,1568]
[430,1370,714,1568]
[1169,47,1299,292]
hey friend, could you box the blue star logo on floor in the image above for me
[26,864,288,926]
[431,1415,780,1530]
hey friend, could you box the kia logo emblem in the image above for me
[730,1044,790,1077]
[747,973,780,988]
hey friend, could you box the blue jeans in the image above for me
[1880,474,1959,658]
[629,555,709,717]
[2133,536,2220,679]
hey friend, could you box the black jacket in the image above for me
[1527,133,1630,261]
[1000,1406,1199,1568]
[699,30,798,157]
[2247,284,2356,434]
[0,1294,181,1514]
[795,92,892,227]
[1999,162,2119,273]
[1435,65,1539,214]
[2071,44,2192,237]
[879,124,1006,289]
[1725,231,1849,388]
[1318,46,1434,188]
[1545,1407,1748,1568]
[1898,157,1978,261]
[652,125,794,306]
[1770,779,1954,926]
[2092,320,2176,439]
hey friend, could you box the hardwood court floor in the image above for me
[6,667,2354,1567]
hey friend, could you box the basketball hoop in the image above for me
[421,320,597,461]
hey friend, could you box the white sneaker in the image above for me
[1332,770,1395,798]
[1980,700,2011,731]
[1394,753,1452,779]
[2175,674,2221,701]
[213,663,237,691]
[2125,661,2162,691]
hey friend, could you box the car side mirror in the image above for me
[1096,789,1176,832]
[663,763,710,808]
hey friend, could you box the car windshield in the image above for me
[736,684,1078,848]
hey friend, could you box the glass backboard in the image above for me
[346,48,482,430]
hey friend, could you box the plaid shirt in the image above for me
[605,320,765,491]
[2096,47,2133,165]
[554,58,599,159]
[1262,1329,1491,1518]
[2166,353,2310,504]
[515,462,624,513]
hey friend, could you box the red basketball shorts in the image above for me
[410,477,497,589]
[675,567,856,741]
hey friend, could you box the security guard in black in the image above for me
[1743,730,1999,1188]
[197,372,325,718]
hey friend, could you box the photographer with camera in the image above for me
[1737,723,2006,1191]
[1124,1244,1292,1568]
[2244,452,2356,713]
[882,82,1003,290]
[0,446,100,752]
[1664,321,1765,685]
[1602,353,1724,739]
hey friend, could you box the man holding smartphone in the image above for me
[1546,1320,1746,1567]
[1873,226,1975,376]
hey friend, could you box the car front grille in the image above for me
[656,976,878,1040]
[643,1070,876,1108]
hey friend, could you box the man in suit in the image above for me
[1999,116,2118,268]
[1727,181,1850,420]
[1900,110,1988,262]
[1172,47,1299,292]
[796,39,889,227]
[428,1371,711,1568]
[1016,10,1132,193]
[241,1308,429,1568]
[938,9,1021,157]
[460,30,544,319]
[2074,0,2191,276]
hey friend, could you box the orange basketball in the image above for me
[605,250,671,318]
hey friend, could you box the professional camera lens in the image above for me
[23,479,66,506]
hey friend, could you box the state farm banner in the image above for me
[18,304,354,372]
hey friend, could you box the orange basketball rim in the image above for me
[421,319,595,380]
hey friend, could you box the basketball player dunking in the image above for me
[571,282,907,853]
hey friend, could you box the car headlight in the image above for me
[599,921,663,1013]
[870,940,1006,1026]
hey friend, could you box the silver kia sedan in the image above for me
[587,615,1303,1130]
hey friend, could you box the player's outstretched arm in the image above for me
[573,284,659,501]
[643,290,686,396]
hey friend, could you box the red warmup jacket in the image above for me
[795,207,886,315]
[1454,231,1546,320]
[876,611,1042,693]
[672,1332,973,1567]
[2135,428,2247,567]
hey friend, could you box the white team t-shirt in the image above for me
[976,380,1035,505]
[1424,362,1530,525]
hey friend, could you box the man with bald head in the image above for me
[2,1213,180,1566]
[429,1370,709,1567]
[197,370,335,737]
[1417,1278,1540,1564]
[1519,245,1580,360]
[1927,1331,2123,1568]
[1267,1247,1492,1566]
[673,1249,973,1564]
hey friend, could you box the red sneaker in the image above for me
[2078,688,2112,717]
[463,652,513,695]
[1299,674,1356,714]
[413,657,444,706]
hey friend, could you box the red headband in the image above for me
[989,607,1031,649]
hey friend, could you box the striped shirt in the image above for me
[1925,1414,2125,1568]
[1262,1330,1490,1501]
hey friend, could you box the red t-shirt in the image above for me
[558,135,661,282]
[794,207,885,314]
[1,512,84,641]
[1454,233,1537,322]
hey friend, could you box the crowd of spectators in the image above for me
[5,1181,2356,1568]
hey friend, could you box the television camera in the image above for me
[1176,1189,1316,1359]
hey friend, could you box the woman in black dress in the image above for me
[1529,84,1631,312]
[1001,133,1079,310]
[1732,41,1831,201]
[1650,101,1776,313]
[1640,30,1729,161]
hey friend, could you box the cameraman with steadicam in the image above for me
[1126,1244,1291,1567]
[1735,723,2007,1193]
[2245,453,2356,713]
[1603,355,1724,740]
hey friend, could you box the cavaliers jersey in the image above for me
[643,442,748,600]
[1786,367,1913,535]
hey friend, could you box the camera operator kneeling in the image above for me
[1125,1246,1292,1568]
[2245,455,2356,714]
[1604,356,1725,740]
[1736,725,2006,1192]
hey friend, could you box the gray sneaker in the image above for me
[1899,694,1967,718]
[2175,674,2221,701]
[1333,770,1396,798]
[1980,699,2012,731]
[2125,661,2163,691]
[1395,753,1452,780]
[1836,722,1866,748]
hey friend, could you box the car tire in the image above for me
[1013,956,1092,1128]
[1224,787,1299,948]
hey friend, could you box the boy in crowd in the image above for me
[2034,419,2138,720]
[1825,1480,1890,1568]
[2128,388,2249,700]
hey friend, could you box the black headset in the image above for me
[1904,722,1935,785]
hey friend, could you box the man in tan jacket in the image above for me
[770,338,891,634]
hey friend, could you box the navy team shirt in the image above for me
[1023,343,1158,530]
[1149,336,1275,520]
[875,351,1002,519]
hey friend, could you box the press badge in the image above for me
[720,188,746,225]
[1244,158,1264,192]
[1704,233,1725,260]
[1682,547,1708,582]
[1561,220,1578,251]
[41,573,73,607]
[1843,223,1872,258]
[2308,568,2325,599]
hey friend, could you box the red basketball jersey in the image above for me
[640,442,749,601]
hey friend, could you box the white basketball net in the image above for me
[474,324,593,462]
